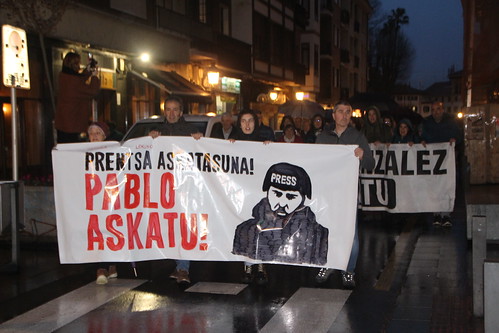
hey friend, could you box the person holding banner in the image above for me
[229,109,271,284]
[86,121,119,284]
[315,100,375,289]
[391,118,420,145]
[149,95,203,284]
[421,101,462,227]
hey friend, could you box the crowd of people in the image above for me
[55,51,461,289]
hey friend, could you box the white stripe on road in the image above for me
[261,288,351,333]
[185,282,248,295]
[0,279,146,333]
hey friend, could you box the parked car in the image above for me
[122,114,221,141]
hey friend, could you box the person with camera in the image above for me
[55,52,101,143]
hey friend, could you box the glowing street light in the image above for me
[295,91,304,101]
[207,65,219,85]
[139,53,150,62]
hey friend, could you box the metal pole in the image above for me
[10,75,18,181]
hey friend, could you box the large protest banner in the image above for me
[359,142,456,213]
[52,137,360,270]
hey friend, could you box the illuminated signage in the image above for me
[221,77,240,94]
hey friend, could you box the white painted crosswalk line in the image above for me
[260,288,351,333]
[185,282,248,295]
[0,279,146,333]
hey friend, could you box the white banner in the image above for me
[52,137,360,270]
[359,143,456,213]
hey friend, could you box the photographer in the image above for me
[54,52,101,143]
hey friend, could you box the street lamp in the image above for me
[207,65,219,85]
[139,53,150,62]
[295,91,304,101]
[269,91,278,101]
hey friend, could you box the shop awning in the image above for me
[130,68,212,104]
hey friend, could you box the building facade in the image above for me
[0,0,371,180]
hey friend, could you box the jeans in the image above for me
[176,260,190,271]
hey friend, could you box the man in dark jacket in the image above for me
[149,95,202,139]
[210,112,235,139]
[421,101,462,227]
[149,95,202,284]
[315,100,375,289]
[233,162,328,266]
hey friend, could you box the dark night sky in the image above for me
[380,0,463,89]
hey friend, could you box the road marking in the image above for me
[185,282,248,295]
[0,279,146,333]
[375,216,420,291]
[261,288,351,333]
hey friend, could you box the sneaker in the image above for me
[108,265,118,279]
[171,269,190,284]
[442,216,452,227]
[315,268,333,283]
[169,269,179,280]
[255,264,268,285]
[96,268,108,285]
[242,265,253,284]
[341,271,356,289]
[432,214,442,226]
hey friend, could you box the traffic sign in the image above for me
[2,24,30,89]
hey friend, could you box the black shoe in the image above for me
[242,265,252,284]
[442,216,452,227]
[315,268,333,283]
[432,214,442,226]
[341,271,356,289]
[254,264,268,285]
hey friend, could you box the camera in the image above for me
[88,55,98,72]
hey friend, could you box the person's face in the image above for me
[284,127,295,139]
[367,109,377,124]
[333,104,352,130]
[88,126,106,142]
[399,123,409,137]
[267,185,304,216]
[240,114,255,134]
[294,117,302,129]
[313,117,323,129]
[221,115,233,130]
[431,102,444,122]
[383,117,392,127]
[164,100,182,124]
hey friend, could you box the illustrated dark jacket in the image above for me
[232,198,329,265]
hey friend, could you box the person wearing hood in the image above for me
[87,121,110,142]
[230,109,263,141]
[391,118,420,145]
[361,106,392,144]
